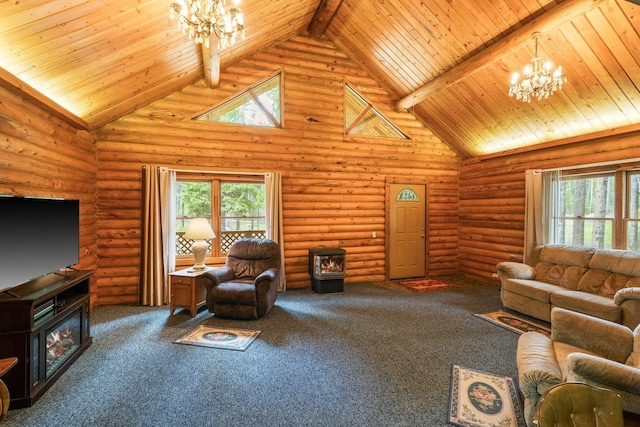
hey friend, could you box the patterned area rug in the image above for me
[395,278,460,292]
[449,365,525,427]
[475,310,550,336]
[175,326,261,351]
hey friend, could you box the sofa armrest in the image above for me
[566,353,640,395]
[614,288,640,329]
[254,268,277,291]
[517,332,563,398]
[614,287,640,305]
[551,307,634,363]
[517,332,563,427]
[201,267,234,292]
[496,262,536,281]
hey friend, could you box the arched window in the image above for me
[397,188,419,201]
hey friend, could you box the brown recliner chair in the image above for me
[533,382,623,427]
[201,238,281,320]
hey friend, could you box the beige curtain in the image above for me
[524,169,561,262]
[524,170,543,262]
[139,166,176,306]
[542,170,561,247]
[265,172,286,291]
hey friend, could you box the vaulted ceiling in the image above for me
[1,0,639,159]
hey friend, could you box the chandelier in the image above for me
[169,0,244,49]
[509,33,566,102]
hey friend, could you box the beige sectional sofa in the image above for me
[497,244,640,329]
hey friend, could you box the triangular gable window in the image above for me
[196,73,282,128]
[345,84,407,139]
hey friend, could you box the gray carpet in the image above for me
[3,278,521,427]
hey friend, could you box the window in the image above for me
[555,173,615,249]
[195,72,282,128]
[175,174,266,266]
[544,167,640,250]
[344,84,407,139]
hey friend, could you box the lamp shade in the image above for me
[183,218,215,240]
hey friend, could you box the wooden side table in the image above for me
[169,267,216,317]
[0,357,18,419]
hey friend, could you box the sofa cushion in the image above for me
[211,280,257,305]
[503,279,565,303]
[534,263,587,290]
[602,273,636,297]
[589,249,640,277]
[577,268,611,294]
[552,341,599,379]
[579,270,640,297]
[539,245,595,267]
[550,290,621,323]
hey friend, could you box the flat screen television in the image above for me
[0,196,80,294]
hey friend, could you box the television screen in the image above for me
[0,196,80,293]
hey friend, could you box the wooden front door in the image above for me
[389,183,426,279]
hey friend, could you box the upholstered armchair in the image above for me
[201,238,281,320]
[533,382,624,427]
[516,307,640,427]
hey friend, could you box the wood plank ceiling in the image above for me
[0,0,639,159]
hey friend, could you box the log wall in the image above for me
[0,85,98,304]
[459,133,640,283]
[93,35,461,304]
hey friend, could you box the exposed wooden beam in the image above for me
[394,0,609,112]
[307,0,343,39]
[0,67,88,130]
[202,34,221,88]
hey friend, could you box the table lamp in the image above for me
[183,218,215,271]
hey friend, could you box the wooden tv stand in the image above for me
[0,270,93,409]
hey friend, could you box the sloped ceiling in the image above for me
[1,0,639,159]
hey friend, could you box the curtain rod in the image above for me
[143,165,269,176]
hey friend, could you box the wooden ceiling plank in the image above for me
[379,0,453,81]
[85,71,203,129]
[394,0,609,112]
[328,10,420,91]
[0,66,88,130]
[585,6,640,115]
[546,25,608,128]
[330,3,429,91]
[477,123,640,161]
[413,103,474,159]
[8,5,175,79]
[561,18,640,124]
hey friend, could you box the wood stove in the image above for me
[308,246,346,293]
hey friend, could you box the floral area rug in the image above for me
[475,310,550,337]
[175,326,261,351]
[449,365,525,427]
[394,278,459,292]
